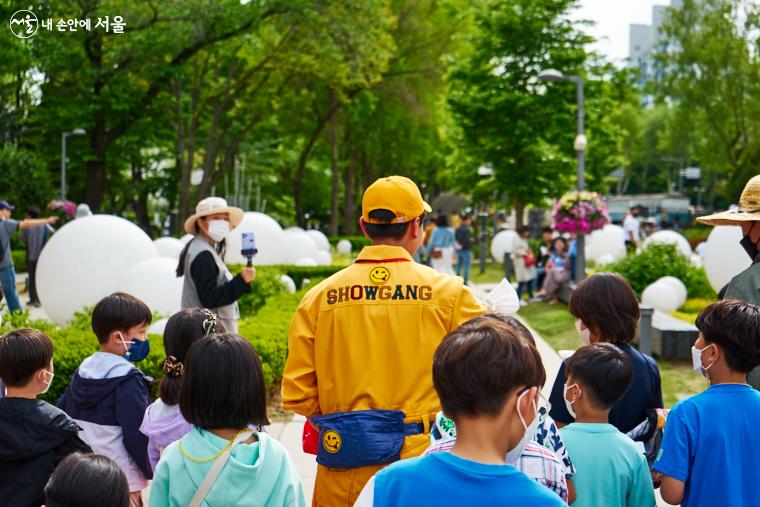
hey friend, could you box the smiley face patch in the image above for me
[322,430,342,454]
[369,266,391,284]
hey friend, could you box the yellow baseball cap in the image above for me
[362,176,432,224]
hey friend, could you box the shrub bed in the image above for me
[605,243,716,300]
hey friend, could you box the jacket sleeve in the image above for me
[448,284,487,331]
[54,433,93,465]
[190,251,251,308]
[115,374,153,480]
[147,457,170,507]
[281,293,320,416]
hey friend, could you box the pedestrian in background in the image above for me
[454,215,473,285]
[20,206,55,307]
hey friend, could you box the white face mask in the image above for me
[691,344,715,377]
[206,220,230,242]
[506,389,540,464]
[563,383,579,419]
[40,363,54,395]
[575,319,591,346]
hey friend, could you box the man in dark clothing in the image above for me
[20,206,54,307]
[454,215,474,284]
[0,328,91,507]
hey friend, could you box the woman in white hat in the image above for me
[176,197,254,333]
[697,174,760,388]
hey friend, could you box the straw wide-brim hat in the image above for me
[184,197,244,235]
[697,175,760,226]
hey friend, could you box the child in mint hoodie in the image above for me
[140,308,221,470]
[149,333,305,507]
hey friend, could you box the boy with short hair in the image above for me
[655,300,760,506]
[560,343,655,507]
[0,328,91,507]
[354,316,565,506]
[58,292,153,506]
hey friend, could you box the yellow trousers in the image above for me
[312,432,430,507]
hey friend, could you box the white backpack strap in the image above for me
[188,430,254,507]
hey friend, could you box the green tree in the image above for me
[656,0,760,203]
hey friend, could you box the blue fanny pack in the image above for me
[311,409,424,469]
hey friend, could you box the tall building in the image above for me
[628,1,682,102]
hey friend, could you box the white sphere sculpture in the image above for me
[587,225,626,262]
[180,234,193,245]
[703,226,752,292]
[153,237,184,260]
[695,241,707,258]
[225,212,288,266]
[596,254,615,266]
[148,318,169,336]
[337,239,352,254]
[37,215,159,325]
[643,230,692,257]
[278,275,297,294]
[315,250,332,266]
[284,230,319,265]
[642,282,681,313]
[491,230,518,262]
[295,257,318,267]
[657,276,687,308]
[284,226,305,234]
[690,254,703,268]
[119,258,184,318]
[306,230,331,252]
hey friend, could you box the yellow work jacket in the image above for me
[282,244,486,421]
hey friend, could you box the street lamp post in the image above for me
[61,128,86,201]
[539,69,586,283]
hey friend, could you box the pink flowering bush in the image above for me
[552,191,610,234]
[47,199,77,224]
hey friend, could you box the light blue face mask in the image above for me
[120,335,150,362]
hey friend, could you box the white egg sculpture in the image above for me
[148,318,169,336]
[284,226,305,234]
[306,230,331,252]
[295,257,318,267]
[120,258,184,317]
[225,212,288,266]
[595,254,615,266]
[180,234,194,245]
[643,230,692,257]
[641,282,681,313]
[490,230,518,262]
[37,215,159,325]
[703,226,752,292]
[278,274,297,294]
[315,250,332,266]
[153,237,184,260]
[695,241,707,258]
[690,254,702,268]
[284,230,319,265]
[337,239,353,254]
[656,276,687,308]
[587,224,626,262]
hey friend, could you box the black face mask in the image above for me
[741,222,760,260]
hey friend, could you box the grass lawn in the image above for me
[469,261,506,284]
[520,301,707,408]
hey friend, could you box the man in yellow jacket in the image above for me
[282,176,486,506]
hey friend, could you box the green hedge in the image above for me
[606,243,716,299]
[11,250,27,273]
[328,235,371,251]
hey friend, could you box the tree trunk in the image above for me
[83,124,109,211]
[342,151,357,235]
[514,199,525,229]
[329,108,340,237]
[131,164,151,234]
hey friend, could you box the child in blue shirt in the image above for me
[354,315,565,507]
[58,292,153,505]
[560,343,655,507]
[655,300,760,506]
